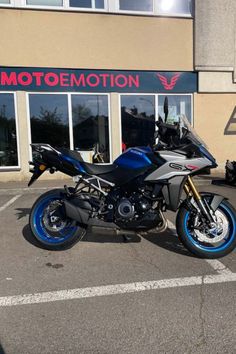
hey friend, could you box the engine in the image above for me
[105,189,163,230]
[115,195,152,221]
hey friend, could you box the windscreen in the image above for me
[179,115,208,148]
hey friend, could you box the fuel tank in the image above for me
[114,147,153,169]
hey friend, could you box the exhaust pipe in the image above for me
[64,200,90,225]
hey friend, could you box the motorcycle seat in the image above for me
[58,148,84,162]
[80,161,118,175]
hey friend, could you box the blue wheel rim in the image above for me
[184,204,236,253]
[33,194,78,244]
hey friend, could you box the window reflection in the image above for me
[119,0,153,12]
[121,95,155,150]
[27,0,63,5]
[157,0,193,16]
[158,95,192,124]
[0,94,18,167]
[69,0,104,8]
[72,95,110,162]
[29,94,69,148]
[95,0,104,8]
[70,0,91,8]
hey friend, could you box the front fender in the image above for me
[199,192,227,212]
[181,192,227,212]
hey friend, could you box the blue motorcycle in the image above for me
[28,115,236,258]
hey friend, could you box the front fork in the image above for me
[184,176,215,223]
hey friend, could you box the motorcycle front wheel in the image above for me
[29,189,86,250]
[176,198,236,258]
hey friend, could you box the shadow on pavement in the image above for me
[142,231,194,258]
[212,178,236,188]
[15,208,31,220]
[0,343,5,354]
[22,224,44,249]
[82,231,141,243]
[22,224,141,250]
[22,221,194,258]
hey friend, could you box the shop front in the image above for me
[0,67,197,181]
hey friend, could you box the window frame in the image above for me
[0,0,14,7]
[67,0,108,12]
[4,0,193,18]
[26,92,112,163]
[0,92,21,170]
[119,93,193,155]
[115,0,155,15]
[154,0,193,18]
[20,0,108,11]
[22,0,65,10]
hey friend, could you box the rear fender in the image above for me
[28,161,48,186]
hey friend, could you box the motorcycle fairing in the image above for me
[144,150,213,212]
[145,151,210,181]
[161,176,187,211]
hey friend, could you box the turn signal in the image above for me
[39,164,47,171]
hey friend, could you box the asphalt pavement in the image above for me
[0,177,235,354]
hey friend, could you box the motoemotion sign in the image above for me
[0,67,197,93]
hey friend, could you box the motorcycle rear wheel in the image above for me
[176,199,236,258]
[29,189,86,250]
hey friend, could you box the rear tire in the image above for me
[29,189,86,250]
[176,199,236,258]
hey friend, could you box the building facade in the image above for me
[0,0,235,181]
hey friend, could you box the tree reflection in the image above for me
[31,107,69,147]
[72,103,110,162]
[121,105,155,149]
[0,104,18,166]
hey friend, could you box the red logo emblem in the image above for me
[186,165,199,171]
[156,73,180,90]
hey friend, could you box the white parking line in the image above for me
[0,272,236,307]
[167,219,233,274]
[0,195,21,213]
[205,259,233,274]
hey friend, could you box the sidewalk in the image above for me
[0,178,71,195]
[0,174,225,195]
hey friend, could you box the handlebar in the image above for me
[155,121,179,132]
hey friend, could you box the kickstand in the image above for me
[122,234,132,243]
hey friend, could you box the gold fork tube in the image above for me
[183,183,190,195]
[184,176,201,200]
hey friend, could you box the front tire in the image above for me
[176,199,236,258]
[29,189,86,250]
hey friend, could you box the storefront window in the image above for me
[156,0,193,16]
[0,0,11,4]
[0,94,18,167]
[72,94,110,162]
[69,0,104,9]
[119,0,153,12]
[29,94,70,148]
[121,95,155,150]
[158,95,192,124]
[26,0,63,6]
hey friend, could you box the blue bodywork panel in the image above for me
[114,147,153,169]
[61,155,86,173]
